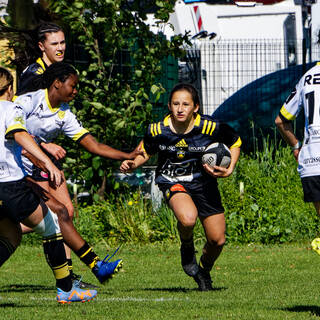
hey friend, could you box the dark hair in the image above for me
[42,62,77,89]
[36,22,64,43]
[168,83,201,107]
[0,67,14,96]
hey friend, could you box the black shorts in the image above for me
[158,180,224,217]
[31,147,63,181]
[301,175,320,202]
[0,178,40,223]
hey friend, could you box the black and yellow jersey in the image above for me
[16,58,47,96]
[143,113,241,186]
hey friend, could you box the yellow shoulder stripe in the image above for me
[150,122,162,137]
[202,119,216,135]
[72,129,89,141]
[280,105,296,121]
[230,137,242,149]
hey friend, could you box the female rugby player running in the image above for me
[0,67,99,303]
[14,62,141,286]
[120,83,241,291]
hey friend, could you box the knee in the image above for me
[178,216,197,229]
[207,234,226,248]
[53,202,71,223]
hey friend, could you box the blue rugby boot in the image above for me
[92,247,123,284]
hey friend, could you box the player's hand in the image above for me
[127,148,144,160]
[41,142,66,160]
[203,163,232,178]
[293,149,300,162]
[44,161,63,187]
[120,160,136,173]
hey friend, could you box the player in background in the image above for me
[275,62,320,255]
[14,62,142,287]
[16,22,65,96]
[120,83,241,291]
[0,66,100,303]
[15,21,93,287]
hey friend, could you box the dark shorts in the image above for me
[301,175,320,202]
[31,148,63,181]
[158,180,224,217]
[0,178,40,223]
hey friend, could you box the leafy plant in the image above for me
[48,0,188,198]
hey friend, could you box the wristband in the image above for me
[291,141,301,150]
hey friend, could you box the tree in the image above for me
[48,0,188,198]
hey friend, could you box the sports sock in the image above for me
[42,233,72,292]
[180,235,194,248]
[0,236,16,267]
[199,255,214,273]
[67,258,73,275]
[75,242,99,269]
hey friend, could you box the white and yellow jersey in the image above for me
[14,89,89,175]
[0,100,28,182]
[280,62,320,177]
[14,89,89,143]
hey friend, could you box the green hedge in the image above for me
[220,144,318,243]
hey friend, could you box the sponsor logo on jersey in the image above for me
[159,145,177,151]
[303,157,320,165]
[175,139,188,148]
[14,116,25,125]
[170,184,187,192]
[177,149,185,159]
[188,146,206,152]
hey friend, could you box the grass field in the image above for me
[1,242,320,320]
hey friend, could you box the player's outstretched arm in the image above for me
[275,115,300,160]
[120,141,150,173]
[79,134,143,160]
[204,146,240,178]
[14,131,63,186]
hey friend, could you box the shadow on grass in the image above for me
[0,284,53,293]
[0,303,16,308]
[283,305,320,317]
[143,286,227,293]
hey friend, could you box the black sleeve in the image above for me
[215,123,240,148]
[143,128,158,156]
[17,70,43,96]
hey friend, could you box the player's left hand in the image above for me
[41,142,66,160]
[203,163,233,178]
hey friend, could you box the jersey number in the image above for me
[306,91,315,125]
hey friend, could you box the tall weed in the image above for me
[220,141,319,243]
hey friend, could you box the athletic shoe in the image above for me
[56,285,97,304]
[193,267,213,291]
[311,238,320,255]
[180,243,198,277]
[71,273,99,289]
[92,247,123,284]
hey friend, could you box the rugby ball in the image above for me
[202,142,231,169]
